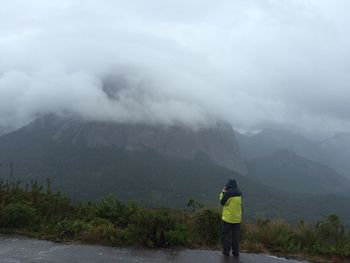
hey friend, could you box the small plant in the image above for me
[54,219,90,239]
[186,198,203,212]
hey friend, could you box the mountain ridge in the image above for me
[236,129,350,178]
[22,115,247,174]
[246,149,350,195]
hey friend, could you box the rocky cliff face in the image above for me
[22,115,247,175]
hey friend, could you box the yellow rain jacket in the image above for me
[219,179,242,224]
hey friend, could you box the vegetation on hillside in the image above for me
[0,180,349,262]
[2,132,350,225]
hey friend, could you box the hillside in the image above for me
[7,115,246,174]
[235,129,319,160]
[246,149,350,195]
[320,133,350,176]
[1,117,350,223]
[236,129,350,178]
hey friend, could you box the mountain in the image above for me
[319,133,350,177]
[246,149,350,195]
[15,115,246,174]
[0,126,12,136]
[235,129,319,160]
[236,129,350,178]
[1,116,350,223]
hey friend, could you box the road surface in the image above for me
[0,236,310,263]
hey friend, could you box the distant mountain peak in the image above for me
[3,114,247,175]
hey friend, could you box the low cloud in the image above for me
[1,0,350,138]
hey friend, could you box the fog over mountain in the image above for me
[1,0,350,138]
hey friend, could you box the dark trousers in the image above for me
[222,221,240,256]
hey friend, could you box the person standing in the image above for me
[219,179,242,257]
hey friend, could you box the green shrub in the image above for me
[77,202,98,221]
[316,214,345,244]
[128,208,180,247]
[164,227,188,246]
[0,202,38,228]
[245,219,297,253]
[193,209,221,245]
[96,196,138,228]
[293,221,318,253]
[337,242,350,257]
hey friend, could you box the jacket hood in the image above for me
[225,179,242,196]
[225,179,237,189]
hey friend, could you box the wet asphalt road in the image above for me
[0,236,309,263]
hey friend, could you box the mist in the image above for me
[1,0,350,138]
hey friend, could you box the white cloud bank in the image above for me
[1,0,350,137]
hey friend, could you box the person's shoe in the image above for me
[222,252,230,256]
[232,252,239,257]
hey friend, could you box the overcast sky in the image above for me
[1,0,350,138]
